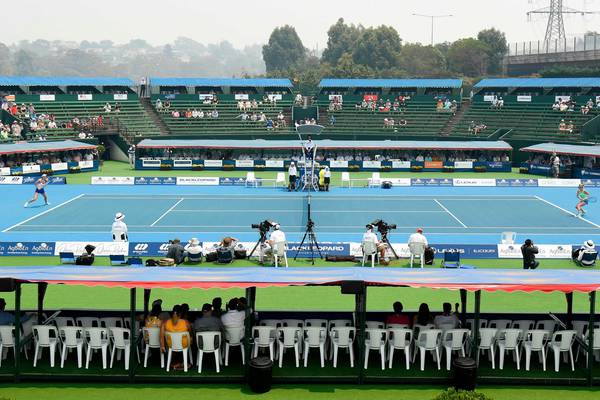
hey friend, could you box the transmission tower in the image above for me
[527,0,597,48]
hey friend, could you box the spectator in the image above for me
[260,223,286,264]
[412,303,434,327]
[323,166,331,191]
[211,109,219,118]
[218,237,239,260]
[408,228,428,247]
[0,298,14,325]
[145,301,163,329]
[160,305,192,371]
[127,145,136,167]
[221,298,245,328]
[166,238,186,265]
[385,301,409,325]
[212,297,223,318]
[103,103,112,113]
[433,302,460,329]
[194,303,224,334]
[184,238,203,261]
[11,121,22,138]
[156,98,163,110]
[572,240,598,267]
[363,225,387,264]
[521,239,539,269]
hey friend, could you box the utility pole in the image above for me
[412,13,453,46]
[527,0,598,49]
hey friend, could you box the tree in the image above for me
[321,18,363,65]
[352,25,402,70]
[398,44,446,76]
[447,38,490,77]
[330,52,375,78]
[477,28,507,74]
[15,50,36,75]
[0,43,12,75]
[262,25,306,73]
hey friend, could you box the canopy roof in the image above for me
[150,78,292,88]
[319,78,462,89]
[521,143,600,158]
[136,139,512,151]
[2,267,600,292]
[0,76,133,87]
[0,140,96,156]
[475,77,600,88]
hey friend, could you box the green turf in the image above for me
[0,384,599,400]
[59,161,536,185]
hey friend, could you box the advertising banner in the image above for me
[391,161,411,169]
[141,159,162,168]
[203,160,223,168]
[362,161,382,169]
[39,94,55,101]
[113,94,128,100]
[54,241,129,256]
[176,177,220,186]
[51,162,69,171]
[498,244,572,259]
[91,176,135,185]
[0,242,55,256]
[77,94,93,101]
[0,176,23,184]
[453,161,473,169]
[452,178,497,187]
[173,159,193,168]
[265,160,284,168]
[235,160,255,168]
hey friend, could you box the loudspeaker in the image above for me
[0,279,16,292]
[341,281,364,295]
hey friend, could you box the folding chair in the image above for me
[245,172,257,187]
[275,172,286,187]
[368,172,381,187]
[59,252,75,264]
[109,255,127,266]
[341,172,350,188]
[441,251,460,269]
[500,232,516,245]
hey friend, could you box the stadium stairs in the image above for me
[140,97,171,135]
[440,99,471,135]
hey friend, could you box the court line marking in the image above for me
[79,195,538,200]
[534,195,600,229]
[150,198,184,227]
[433,199,468,228]
[168,209,447,213]
[2,193,86,233]
[8,231,600,236]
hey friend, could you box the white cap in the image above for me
[585,240,595,249]
[273,224,280,230]
[41,174,47,178]
[115,212,125,221]
[189,238,200,245]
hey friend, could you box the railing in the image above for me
[508,35,600,56]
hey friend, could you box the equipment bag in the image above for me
[205,252,218,262]
[75,254,95,266]
[424,247,435,265]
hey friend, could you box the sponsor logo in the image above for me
[134,243,148,251]
[0,176,23,184]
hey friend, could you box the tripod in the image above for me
[380,231,399,260]
[248,229,268,262]
[294,195,323,264]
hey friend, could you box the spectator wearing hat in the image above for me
[573,240,598,267]
[194,303,224,334]
[408,228,428,247]
[111,212,128,242]
[184,238,203,263]
[288,162,298,191]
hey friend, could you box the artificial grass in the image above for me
[58,161,536,185]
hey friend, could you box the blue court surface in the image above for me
[1,184,600,245]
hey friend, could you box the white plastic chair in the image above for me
[476,328,498,369]
[511,320,535,339]
[0,325,28,366]
[33,325,60,367]
[112,226,128,242]
[281,319,305,329]
[466,319,488,330]
[277,327,302,368]
[488,319,512,331]
[442,329,470,371]
[275,172,286,187]
[583,329,600,365]
[366,321,385,330]
[369,172,381,187]
[224,326,245,366]
[409,242,426,268]
[258,319,281,328]
[76,317,101,328]
[361,240,378,268]
[522,329,548,371]
[388,328,412,370]
[330,327,355,368]
[85,327,109,369]
[496,328,522,370]
[304,319,328,329]
[535,320,558,335]
[387,323,410,330]
[501,232,516,244]
[364,328,388,370]
[110,327,134,370]
[272,241,288,268]
[142,327,163,368]
[252,326,276,360]
[100,317,124,329]
[164,331,191,372]
[303,326,327,368]
[59,326,84,368]
[245,171,257,187]
[413,329,442,371]
[196,331,222,373]
[53,317,76,328]
[341,171,350,187]
[549,330,577,372]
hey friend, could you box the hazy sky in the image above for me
[5,0,600,48]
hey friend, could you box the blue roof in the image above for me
[0,140,96,155]
[137,139,511,151]
[0,76,134,87]
[319,78,463,89]
[521,143,600,157]
[475,78,600,88]
[150,78,292,88]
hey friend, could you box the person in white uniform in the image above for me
[112,212,128,242]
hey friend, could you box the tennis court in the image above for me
[2,185,599,244]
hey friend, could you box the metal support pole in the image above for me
[472,290,481,364]
[143,289,151,321]
[565,292,573,329]
[355,283,367,384]
[459,289,468,328]
[587,291,596,387]
[244,286,257,378]
[14,282,22,382]
[37,282,47,325]
[129,288,137,382]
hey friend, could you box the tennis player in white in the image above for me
[24,174,49,207]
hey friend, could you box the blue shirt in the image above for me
[0,311,15,325]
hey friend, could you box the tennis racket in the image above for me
[587,196,597,203]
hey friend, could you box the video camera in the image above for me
[251,220,277,234]
[368,219,397,235]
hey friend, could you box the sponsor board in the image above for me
[176,177,220,186]
[454,161,473,169]
[287,242,349,258]
[129,242,172,257]
[0,176,23,184]
[0,242,55,256]
[51,162,68,171]
[362,161,381,169]
[381,178,411,187]
[0,167,10,176]
[113,94,128,100]
[498,244,572,259]
[233,94,248,100]
[134,176,177,185]
[580,178,600,186]
[411,178,452,186]
[495,179,538,187]
[267,94,282,101]
[487,162,506,170]
[391,161,411,169]
[235,160,255,168]
[453,178,497,187]
[219,177,247,186]
[483,95,497,102]
[329,94,343,102]
[517,95,532,102]
[173,159,193,168]
[22,164,41,174]
[91,176,135,185]
[329,160,348,168]
[39,94,55,101]
[54,241,129,256]
[265,160,284,168]
[21,176,66,185]
[79,160,94,169]
[141,159,162,168]
[204,160,223,168]
[555,95,571,103]
[77,94,93,101]
[538,179,581,187]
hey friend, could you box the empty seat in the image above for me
[387,328,412,370]
[196,331,222,373]
[330,326,356,368]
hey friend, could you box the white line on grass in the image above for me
[150,198,184,227]
[2,193,86,233]
[534,195,600,229]
[434,199,468,228]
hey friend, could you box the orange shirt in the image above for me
[164,318,189,348]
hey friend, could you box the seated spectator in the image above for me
[166,238,186,264]
[385,301,409,325]
[0,298,14,325]
[221,298,245,328]
[103,102,112,113]
[184,238,203,262]
[412,303,433,327]
[156,98,163,110]
[212,297,223,318]
[408,227,428,248]
[145,301,163,329]
[211,109,219,118]
[363,224,388,264]
[572,240,598,267]
[160,305,192,371]
[433,302,460,329]
[218,236,239,260]
[194,303,224,333]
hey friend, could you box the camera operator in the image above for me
[166,238,186,265]
[521,239,539,269]
[259,223,286,264]
[363,224,388,264]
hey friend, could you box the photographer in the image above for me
[363,224,388,264]
[166,238,186,265]
[260,223,286,264]
[521,239,539,269]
